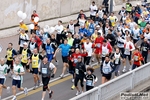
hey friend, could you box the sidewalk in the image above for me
[0,0,143,38]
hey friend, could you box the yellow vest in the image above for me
[21,49,28,63]
[109,16,116,27]
[32,54,39,68]
[7,49,13,61]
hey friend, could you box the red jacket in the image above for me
[70,53,87,67]
[34,36,42,49]
[132,51,143,66]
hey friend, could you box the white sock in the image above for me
[13,96,16,98]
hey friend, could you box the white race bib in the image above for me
[42,68,47,74]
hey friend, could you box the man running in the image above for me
[21,42,32,72]
[28,48,43,89]
[122,36,135,72]
[54,39,71,78]
[74,56,86,95]
[5,43,17,76]
[38,56,57,100]
[11,57,28,100]
[0,58,10,99]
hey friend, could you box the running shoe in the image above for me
[60,74,64,78]
[129,68,132,71]
[24,87,28,95]
[37,80,41,86]
[71,85,75,90]
[49,90,53,98]
[72,79,74,83]
[12,96,17,100]
[7,86,10,93]
[33,84,37,90]
[122,68,126,73]
[76,91,80,96]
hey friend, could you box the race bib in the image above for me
[96,43,100,48]
[115,58,119,64]
[142,47,147,51]
[74,59,78,63]
[42,68,47,74]
[89,29,93,33]
[75,69,79,75]
[124,49,130,55]
[134,55,138,61]
[103,68,111,74]
[86,80,93,86]
[32,60,36,65]
[75,44,78,48]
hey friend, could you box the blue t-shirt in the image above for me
[59,44,71,57]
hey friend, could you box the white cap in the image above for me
[96,25,100,28]
[23,42,28,45]
[137,3,140,5]
[19,20,23,23]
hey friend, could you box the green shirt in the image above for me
[67,38,74,46]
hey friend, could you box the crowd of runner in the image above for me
[0,0,150,100]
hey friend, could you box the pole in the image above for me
[110,0,113,13]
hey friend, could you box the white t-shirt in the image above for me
[79,19,86,26]
[132,28,140,39]
[55,25,63,34]
[144,33,150,40]
[90,5,97,16]
[97,10,104,18]
[0,64,8,79]
[19,33,29,47]
[13,64,24,80]
[84,42,93,56]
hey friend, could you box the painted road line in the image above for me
[2,74,70,100]
[17,64,99,100]
[2,62,98,100]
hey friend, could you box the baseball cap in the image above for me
[77,56,82,59]
[23,42,28,45]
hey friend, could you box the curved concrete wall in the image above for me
[1,0,140,29]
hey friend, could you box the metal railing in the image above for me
[70,62,150,100]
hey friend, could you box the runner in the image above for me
[110,48,123,77]
[83,38,95,68]
[140,38,150,64]
[84,67,98,91]
[55,20,64,45]
[101,56,115,84]
[122,36,135,72]
[74,56,86,95]
[21,42,32,71]
[28,48,43,90]
[70,48,87,90]
[5,43,17,76]
[38,55,57,100]
[94,32,104,64]
[89,1,97,21]
[0,58,10,99]
[101,40,113,63]
[42,38,54,62]
[11,57,28,100]
[54,39,71,78]
[18,29,29,54]
[28,37,38,53]
[132,47,144,70]
[19,20,28,33]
